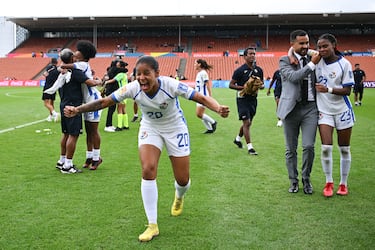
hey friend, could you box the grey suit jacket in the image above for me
[276,55,316,120]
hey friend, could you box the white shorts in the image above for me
[84,109,102,122]
[318,109,355,130]
[138,123,190,157]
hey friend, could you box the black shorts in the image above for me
[42,92,56,101]
[61,113,83,136]
[353,83,363,94]
[236,97,257,121]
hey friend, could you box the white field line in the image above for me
[0,119,47,134]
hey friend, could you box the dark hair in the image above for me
[290,29,308,42]
[136,56,159,71]
[51,57,58,64]
[318,33,342,56]
[243,47,256,56]
[76,40,97,60]
[196,59,213,70]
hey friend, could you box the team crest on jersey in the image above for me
[140,131,148,139]
[177,83,188,92]
[159,102,168,109]
[329,72,336,79]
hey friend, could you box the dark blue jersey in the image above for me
[59,69,89,107]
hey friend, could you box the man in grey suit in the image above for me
[277,29,321,194]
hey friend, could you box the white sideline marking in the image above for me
[0,119,46,134]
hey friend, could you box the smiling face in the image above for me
[291,34,309,57]
[136,62,160,95]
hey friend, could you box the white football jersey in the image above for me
[74,61,101,104]
[112,76,196,127]
[315,56,354,115]
[195,70,210,96]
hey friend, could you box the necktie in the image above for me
[301,57,308,103]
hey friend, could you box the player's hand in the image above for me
[218,105,230,118]
[315,83,327,93]
[64,105,78,117]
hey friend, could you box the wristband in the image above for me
[328,87,333,94]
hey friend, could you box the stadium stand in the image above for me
[2,34,375,82]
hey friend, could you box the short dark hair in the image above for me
[243,47,256,56]
[290,29,308,42]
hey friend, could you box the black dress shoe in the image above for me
[303,180,313,194]
[288,182,299,193]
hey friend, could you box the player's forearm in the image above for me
[76,97,113,114]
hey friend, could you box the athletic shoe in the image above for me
[90,158,102,170]
[211,121,217,132]
[131,116,139,122]
[122,126,129,130]
[355,102,359,106]
[233,139,243,149]
[323,182,334,197]
[276,120,283,127]
[288,182,299,193]
[52,113,59,122]
[336,184,348,196]
[359,101,362,106]
[115,127,122,132]
[248,148,258,155]
[104,126,115,132]
[56,161,64,170]
[138,224,159,242]
[171,192,184,216]
[203,129,214,134]
[60,165,83,174]
[82,158,92,168]
[46,115,53,122]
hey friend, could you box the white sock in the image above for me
[64,159,73,168]
[52,110,58,116]
[93,149,100,161]
[202,119,212,130]
[235,135,242,141]
[86,151,93,159]
[321,145,333,183]
[141,179,158,224]
[247,143,254,150]
[59,155,66,163]
[339,146,351,186]
[174,179,191,199]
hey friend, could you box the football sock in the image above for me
[59,155,66,163]
[123,114,129,128]
[141,179,158,224]
[247,143,253,150]
[321,145,333,183]
[235,135,242,141]
[93,149,100,161]
[117,114,123,128]
[86,151,93,159]
[174,179,191,199]
[339,146,351,186]
[65,159,73,168]
[202,119,212,130]
[202,114,215,130]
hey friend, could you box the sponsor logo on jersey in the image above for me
[159,102,168,109]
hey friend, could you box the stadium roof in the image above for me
[6,13,375,33]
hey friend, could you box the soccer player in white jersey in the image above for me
[63,56,230,242]
[61,40,103,170]
[194,59,217,133]
[314,33,355,197]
